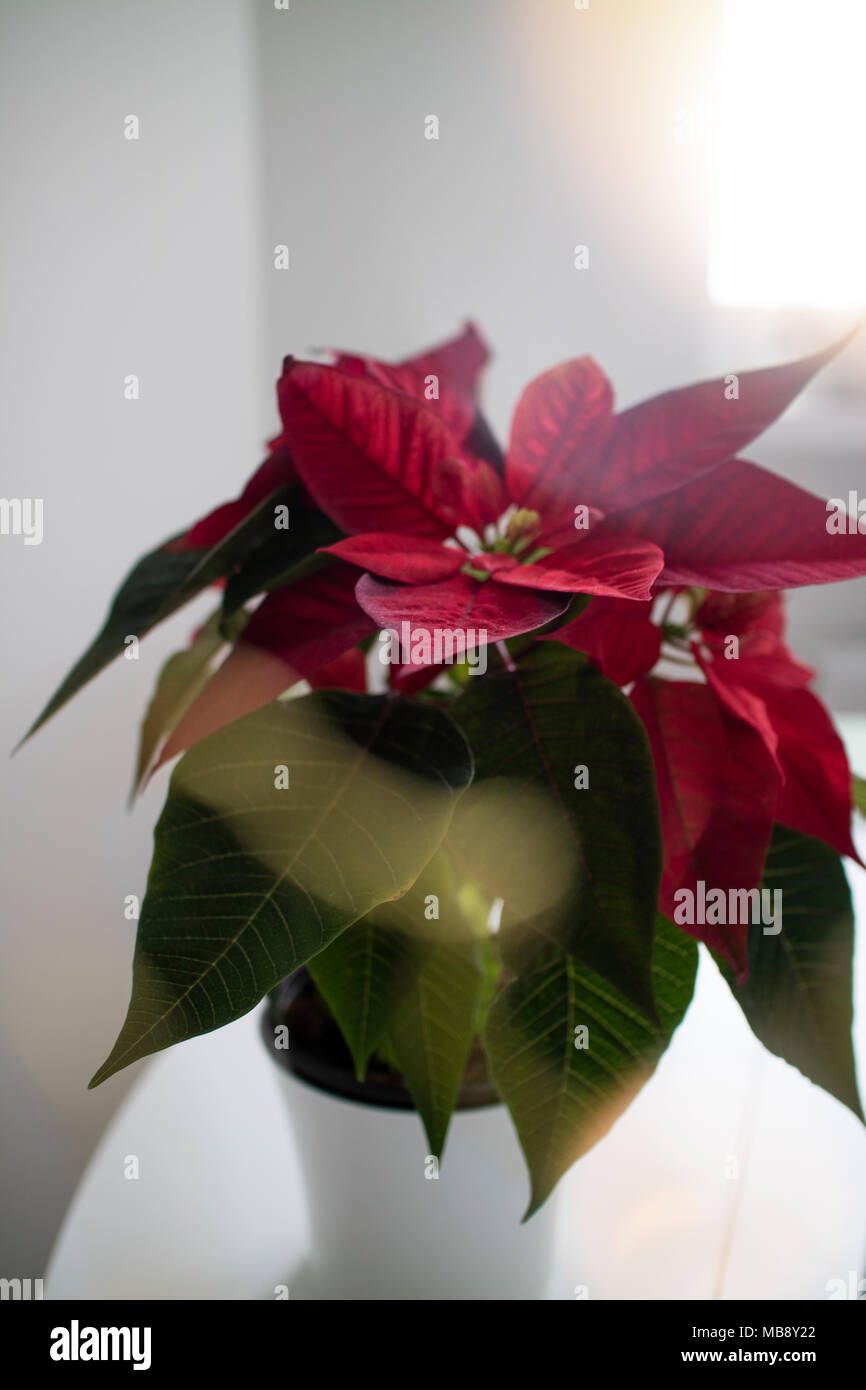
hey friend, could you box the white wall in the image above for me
[0,0,268,1270]
[256,0,719,427]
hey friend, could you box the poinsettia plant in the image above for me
[26,323,866,1216]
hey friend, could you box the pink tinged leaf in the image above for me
[321,533,467,584]
[546,597,661,686]
[178,440,296,550]
[153,564,373,769]
[153,644,298,774]
[505,357,615,521]
[277,360,471,539]
[632,676,780,979]
[494,537,664,599]
[355,572,570,643]
[600,458,866,591]
[599,330,854,511]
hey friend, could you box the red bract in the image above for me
[506,330,866,592]
[632,673,779,977]
[546,597,661,687]
[598,459,866,590]
[693,591,860,865]
[177,322,494,551]
[590,588,861,973]
[165,326,866,795]
[274,328,864,669]
[275,360,665,649]
[331,319,491,450]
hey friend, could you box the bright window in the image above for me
[708,0,866,309]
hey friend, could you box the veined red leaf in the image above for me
[277,360,472,538]
[632,675,780,977]
[697,591,813,687]
[355,572,570,645]
[599,331,853,511]
[307,647,368,693]
[334,320,490,443]
[546,597,661,686]
[506,357,614,523]
[323,533,466,584]
[495,536,663,600]
[701,657,860,864]
[601,457,866,591]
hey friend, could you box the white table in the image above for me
[46,721,866,1300]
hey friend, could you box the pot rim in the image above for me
[263,969,501,1114]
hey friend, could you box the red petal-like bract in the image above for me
[278,360,476,538]
[600,457,866,590]
[333,320,489,443]
[506,357,614,525]
[355,572,570,644]
[632,675,780,977]
[598,332,852,511]
[547,597,661,686]
[697,591,813,687]
[696,593,859,865]
[242,562,374,671]
[396,320,489,406]
[494,536,664,599]
[759,684,859,863]
[698,653,781,771]
[323,533,466,584]
[428,455,507,533]
[307,647,368,693]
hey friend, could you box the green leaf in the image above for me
[486,915,697,1218]
[22,488,292,744]
[310,849,487,1155]
[724,824,863,1120]
[852,774,866,818]
[131,609,227,796]
[308,911,422,1081]
[450,643,662,1015]
[89,690,474,1087]
[384,931,485,1157]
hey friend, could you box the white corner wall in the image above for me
[0,0,268,1271]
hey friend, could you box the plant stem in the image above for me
[495,640,516,673]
